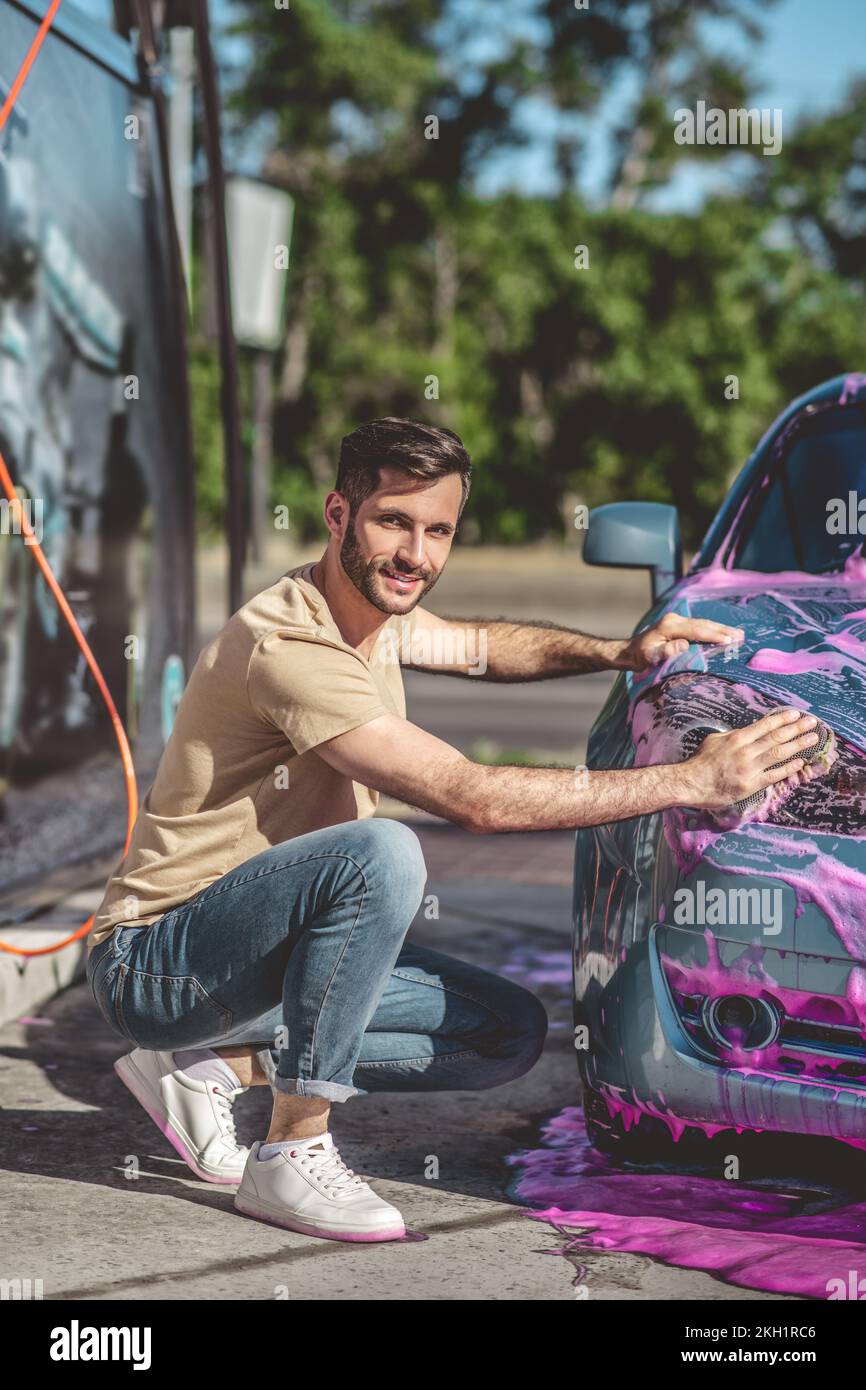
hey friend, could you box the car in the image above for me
[574,371,866,1159]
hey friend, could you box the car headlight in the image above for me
[633,673,865,834]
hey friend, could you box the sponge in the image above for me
[709,719,837,830]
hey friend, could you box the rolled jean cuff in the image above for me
[271,1075,358,1102]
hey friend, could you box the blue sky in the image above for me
[473,0,866,205]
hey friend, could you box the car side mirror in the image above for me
[583,502,682,601]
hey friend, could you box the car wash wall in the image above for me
[0,0,195,921]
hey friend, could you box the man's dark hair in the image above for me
[336,417,471,516]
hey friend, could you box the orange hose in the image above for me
[0,0,138,958]
[0,0,63,135]
[0,457,139,957]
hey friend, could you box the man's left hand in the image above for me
[618,613,745,672]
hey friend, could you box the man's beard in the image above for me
[339,522,440,614]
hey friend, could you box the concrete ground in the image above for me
[0,825,793,1302]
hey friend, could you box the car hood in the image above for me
[628,556,866,752]
[624,556,866,961]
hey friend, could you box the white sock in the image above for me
[259,1133,328,1159]
[172,1047,244,1092]
[256,1047,278,1085]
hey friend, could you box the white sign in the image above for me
[226,177,294,350]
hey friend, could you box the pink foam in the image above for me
[839,373,866,404]
[506,1106,866,1298]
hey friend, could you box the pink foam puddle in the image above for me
[506,1107,866,1298]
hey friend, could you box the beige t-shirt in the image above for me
[87,563,412,956]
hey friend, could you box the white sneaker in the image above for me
[114,1048,250,1184]
[234,1136,406,1242]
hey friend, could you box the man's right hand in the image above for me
[675,708,820,811]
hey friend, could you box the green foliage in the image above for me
[272,469,328,543]
[203,0,866,549]
[469,738,573,767]
[189,337,224,538]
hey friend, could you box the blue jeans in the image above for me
[86,819,548,1103]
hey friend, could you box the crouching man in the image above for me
[87,418,819,1242]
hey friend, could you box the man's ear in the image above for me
[323,490,350,539]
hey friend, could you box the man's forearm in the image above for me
[320,708,817,834]
[442,759,691,833]
[417,616,629,680]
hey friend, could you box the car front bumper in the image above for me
[584,924,866,1146]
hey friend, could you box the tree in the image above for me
[218,0,865,545]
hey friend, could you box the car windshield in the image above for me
[732,405,866,573]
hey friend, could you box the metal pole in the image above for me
[166,28,194,308]
[250,351,273,566]
[191,0,245,616]
[129,0,198,666]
